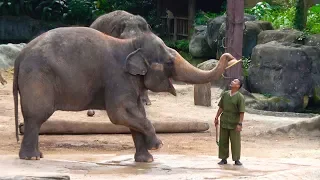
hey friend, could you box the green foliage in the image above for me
[262,93,273,98]
[178,51,204,66]
[91,0,112,20]
[194,11,222,25]
[306,4,320,34]
[245,2,319,34]
[247,2,272,19]
[37,0,68,21]
[62,0,94,24]
[175,39,189,52]
[163,39,189,52]
[0,0,158,27]
[242,57,251,77]
[0,0,24,16]
[246,2,296,29]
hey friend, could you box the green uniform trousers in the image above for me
[218,126,241,161]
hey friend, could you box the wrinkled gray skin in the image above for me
[90,10,152,106]
[13,27,232,162]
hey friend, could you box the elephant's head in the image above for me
[125,32,238,96]
[90,10,151,39]
[116,15,150,38]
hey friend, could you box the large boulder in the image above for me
[257,29,306,45]
[189,25,214,58]
[310,38,320,105]
[0,43,26,70]
[216,20,273,58]
[247,41,320,112]
[206,14,256,58]
[305,34,320,48]
[0,16,65,44]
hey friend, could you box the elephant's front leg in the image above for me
[107,101,163,155]
[130,129,154,162]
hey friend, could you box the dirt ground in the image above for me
[0,71,320,162]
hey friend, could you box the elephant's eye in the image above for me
[165,61,174,67]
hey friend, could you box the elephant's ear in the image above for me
[124,48,148,75]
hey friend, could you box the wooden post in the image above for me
[188,0,195,39]
[157,0,161,18]
[194,83,212,107]
[224,0,244,87]
[173,18,177,41]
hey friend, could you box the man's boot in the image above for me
[235,160,242,166]
[218,159,227,165]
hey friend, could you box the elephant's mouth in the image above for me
[168,78,176,96]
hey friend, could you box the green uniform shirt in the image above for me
[218,90,245,129]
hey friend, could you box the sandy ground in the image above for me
[0,71,320,164]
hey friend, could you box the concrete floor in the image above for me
[1,154,320,180]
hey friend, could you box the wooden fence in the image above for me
[160,16,189,40]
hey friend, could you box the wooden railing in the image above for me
[160,16,189,40]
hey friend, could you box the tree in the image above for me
[294,0,307,31]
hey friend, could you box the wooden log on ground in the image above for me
[0,175,70,180]
[194,82,211,107]
[19,121,209,135]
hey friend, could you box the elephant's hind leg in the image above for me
[141,89,151,106]
[19,78,54,160]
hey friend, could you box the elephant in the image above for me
[90,10,152,106]
[13,27,237,162]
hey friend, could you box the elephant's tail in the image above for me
[13,58,20,143]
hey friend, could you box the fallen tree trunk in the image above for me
[19,120,209,135]
[0,175,70,180]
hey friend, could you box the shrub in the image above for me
[306,4,320,34]
[194,11,222,26]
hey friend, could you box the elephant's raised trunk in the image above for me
[172,50,238,84]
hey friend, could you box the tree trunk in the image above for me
[194,83,212,107]
[224,0,244,88]
[19,121,210,134]
[294,0,307,31]
[188,0,195,39]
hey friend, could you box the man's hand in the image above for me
[214,117,219,127]
[236,125,242,132]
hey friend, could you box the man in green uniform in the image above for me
[214,78,245,166]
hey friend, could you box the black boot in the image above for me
[235,160,242,166]
[218,159,227,165]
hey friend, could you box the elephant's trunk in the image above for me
[172,51,237,84]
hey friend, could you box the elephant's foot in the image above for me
[40,151,44,158]
[19,149,42,160]
[146,136,163,150]
[134,151,154,162]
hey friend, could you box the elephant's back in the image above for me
[17,27,117,87]
[16,27,117,109]
[20,27,112,66]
